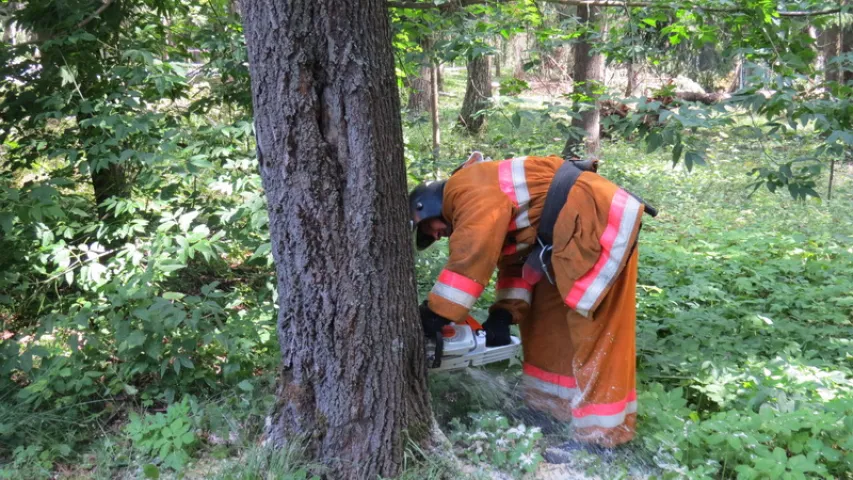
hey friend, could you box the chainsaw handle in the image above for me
[431,331,444,369]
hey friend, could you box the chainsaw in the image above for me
[426,316,521,372]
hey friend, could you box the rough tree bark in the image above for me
[458,54,492,134]
[241,1,433,478]
[563,5,604,158]
[407,36,433,114]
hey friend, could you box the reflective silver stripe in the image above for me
[431,282,478,309]
[511,157,531,229]
[572,400,637,429]
[523,374,579,400]
[575,195,642,316]
[496,288,532,303]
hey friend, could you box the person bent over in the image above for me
[410,152,652,447]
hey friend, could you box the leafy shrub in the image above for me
[125,397,198,471]
[639,383,853,479]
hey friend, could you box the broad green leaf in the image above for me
[127,330,146,348]
[646,132,663,153]
[0,213,13,234]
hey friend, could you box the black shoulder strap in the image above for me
[538,161,584,245]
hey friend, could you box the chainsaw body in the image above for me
[426,323,521,373]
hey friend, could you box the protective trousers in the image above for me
[519,242,639,447]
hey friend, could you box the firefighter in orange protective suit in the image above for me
[410,152,652,448]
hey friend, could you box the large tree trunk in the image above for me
[563,5,604,158]
[241,1,433,479]
[458,54,491,134]
[407,37,433,114]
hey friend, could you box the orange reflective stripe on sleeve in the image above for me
[572,390,638,429]
[564,189,642,316]
[431,269,484,309]
[495,277,533,303]
[498,157,532,231]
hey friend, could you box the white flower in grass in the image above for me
[470,430,488,440]
[495,437,509,447]
[506,424,527,436]
[519,452,536,467]
[529,426,542,435]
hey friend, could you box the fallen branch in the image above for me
[675,91,731,105]
[76,0,114,29]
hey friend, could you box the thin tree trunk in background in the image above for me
[512,33,527,78]
[90,163,130,219]
[817,26,834,82]
[436,62,444,91]
[843,25,853,85]
[809,26,825,79]
[822,23,853,84]
[2,19,15,44]
[494,36,502,77]
[431,62,441,156]
[241,0,433,478]
[2,2,22,44]
[829,14,846,199]
[828,158,836,199]
[625,60,639,97]
[728,56,743,92]
[458,54,491,134]
[407,36,433,113]
[563,5,604,158]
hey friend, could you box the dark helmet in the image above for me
[408,180,447,250]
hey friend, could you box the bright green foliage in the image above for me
[125,397,198,471]
[449,411,544,476]
[619,139,853,478]
[0,0,275,468]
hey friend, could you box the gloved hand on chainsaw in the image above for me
[483,308,512,347]
[419,300,450,338]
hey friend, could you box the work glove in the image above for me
[483,308,512,347]
[419,300,451,339]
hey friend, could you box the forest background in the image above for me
[1,0,852,479]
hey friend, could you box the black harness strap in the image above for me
[539,161,585,245]
[524,160,658,286]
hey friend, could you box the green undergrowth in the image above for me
[2,65,851,479]
[411,71,853,478]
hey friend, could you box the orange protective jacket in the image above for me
[427,155,642,324]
